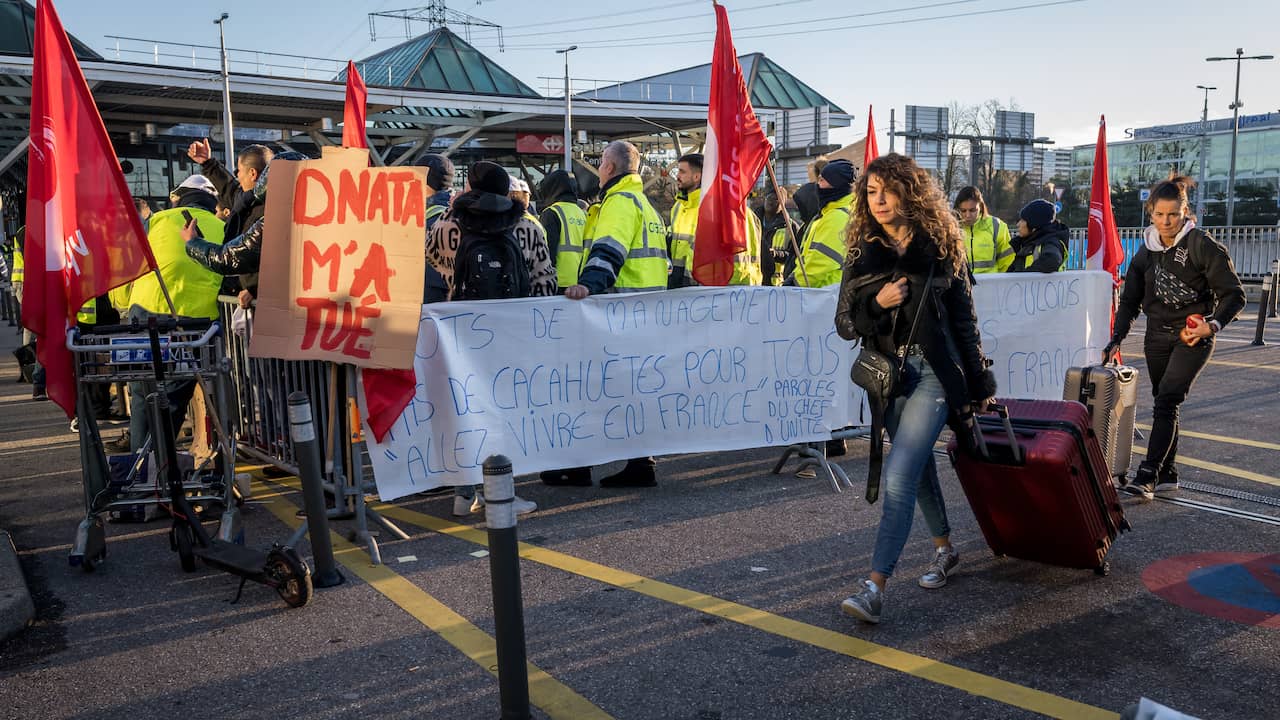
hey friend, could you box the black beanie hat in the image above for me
[421,154,455,191]
[1019,199,1056,230]
[820,159,855,190]
[468,161,510,196]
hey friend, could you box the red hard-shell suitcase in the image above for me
[946,399,1130,574]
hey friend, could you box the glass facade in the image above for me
[1062,115,1280,226]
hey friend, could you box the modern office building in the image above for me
[1063,112,1280,225]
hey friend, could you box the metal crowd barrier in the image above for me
[216,296,332,474]
[1066,226,1280,279]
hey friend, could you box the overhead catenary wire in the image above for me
[492,0,820,41]
[472,0,1084,51]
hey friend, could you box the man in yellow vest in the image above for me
[538,169,588,292]
[954,186,1014,273]
[564,140,668,487]
[122,175,226,452]
[790,159,854,288]
[667,153,762,287]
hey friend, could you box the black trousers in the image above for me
[1142,327,1214,474]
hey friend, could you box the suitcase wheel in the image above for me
[1094,562,1110,577]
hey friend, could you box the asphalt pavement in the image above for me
[1,309,1277,720]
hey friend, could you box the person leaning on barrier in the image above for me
[124,175,226,453]
[1008,199,1068,273]
[1103,176,1245,501]
[835,153,997,625]
[788,158,855,288]
[563,140,668,488]
[538,169,589,293]
[421,153,455,304]
[953,186,1014,274]
[182,151,309,308]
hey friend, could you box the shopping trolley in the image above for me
[65,317,237,572]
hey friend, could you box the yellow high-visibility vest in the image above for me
[127,207,225,319]
[548,200,588,288]
[583,173,668,292]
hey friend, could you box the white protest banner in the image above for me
[972,270,1113,398]
[364,286,858,499]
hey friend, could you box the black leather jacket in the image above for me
[835,231,996,415]
[186,216,263,293]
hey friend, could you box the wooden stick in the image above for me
[763,160,809,286]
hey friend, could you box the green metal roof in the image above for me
[341,27,538,97]
[0,0,102,59]
[580,53,845,113]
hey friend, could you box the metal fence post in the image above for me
[289,391,344,588]
[1264,256,1274,315]
[1252,274,1271,346]
[483,454,531,720]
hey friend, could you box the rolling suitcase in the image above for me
[1063,362,1139,483]
[947,399,1130,575]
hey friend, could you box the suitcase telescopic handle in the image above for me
[968,403,1024,464]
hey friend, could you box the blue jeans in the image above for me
[870,356,953,578]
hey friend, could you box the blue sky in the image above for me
[56,0,1280,149]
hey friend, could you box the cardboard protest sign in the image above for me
[250,147,426,368]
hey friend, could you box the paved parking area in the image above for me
[1,315,1277,719]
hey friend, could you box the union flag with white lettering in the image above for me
[24,0,157,416]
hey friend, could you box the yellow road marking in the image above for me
[1135,425,1280,452]
[252,479,613,720]
[1133,446,1280,488]
[358,499,1115,720]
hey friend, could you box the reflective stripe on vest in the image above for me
[591,177,668,291]
[550,201,588,287]
[76,300,96,325]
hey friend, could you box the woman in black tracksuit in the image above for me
[1104,176,1245,500]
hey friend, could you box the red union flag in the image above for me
[863,105,880,169]
[342,61,368,149]
[1087,115,1123,281]
[692,3,772,286]
[24,0,157,417]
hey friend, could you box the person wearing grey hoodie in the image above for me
[1104,176,1245,500]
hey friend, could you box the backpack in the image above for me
[451,230,531,301]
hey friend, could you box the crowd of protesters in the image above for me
[1,137,1245,626]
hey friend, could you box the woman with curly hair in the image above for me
[834,153,997,624]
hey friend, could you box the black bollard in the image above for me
[483,454,531,720]
[1252,275,1271,347]
[288,391,344,588]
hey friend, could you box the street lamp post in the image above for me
[555,46,577,172]
[215,13,235,168]
[1207,49,1274,226]
[1195,84,1216,221]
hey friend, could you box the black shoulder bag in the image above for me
[850,263,935,503]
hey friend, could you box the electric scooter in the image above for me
[143,318,312,608]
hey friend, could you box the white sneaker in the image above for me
[453,494,478,517]
[795,466,817,479]
[512,495,537,515]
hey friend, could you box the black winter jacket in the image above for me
[1009,221,1069,273]
[1113,225,1245,338]
[835,231,997,416]
[186,216,263,284]
[199,157,265,293]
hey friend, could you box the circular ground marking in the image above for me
[1143,552,1280,628]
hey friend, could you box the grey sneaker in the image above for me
[918,546,960,589]
[1154,467,1179,495]
[840,579,882,624]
